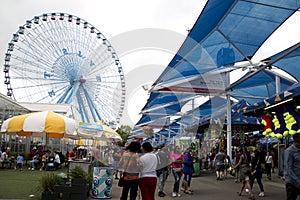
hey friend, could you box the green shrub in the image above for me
[70,166,92,183]
[37,172,63,194]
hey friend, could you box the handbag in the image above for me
[118,154,133,187]
[173,167,182,173]
[118,172,126,187]
[229,167,236,177]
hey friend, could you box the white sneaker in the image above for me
[31,168,34,170]
[259,192,265,197]
[172,192,177,197]
[176,193,181,197]
[245,189,249,193]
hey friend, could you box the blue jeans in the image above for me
[157,168,168,192]
[172,169,182,193]
[2,159,12,168]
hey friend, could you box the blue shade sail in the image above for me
[245,82,300,114]
[154,0,300,85]
[197,99,261,125]
[135,0,300,130]
[267,43,300,81]
[229,70,296,104]
[141,92,194,113]
[135,114,170,128]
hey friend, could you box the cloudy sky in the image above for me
[0,0,207,126]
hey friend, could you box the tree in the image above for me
[116,125,132,146]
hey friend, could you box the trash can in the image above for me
[193,162,200,177]
[91,167,113,199]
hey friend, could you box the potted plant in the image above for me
[69,166,92,198]
[36,172,63,200]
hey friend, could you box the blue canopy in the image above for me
[135,0,300,133]
[135,114,170,128]
[188,96,227,119]
[148,0,299,107]
[245,82,300,114]
[157,129,178,138]
[196,99,261,125]
[153,0,300,87]
[140,92,194,114]
[268,43,300,82]
[230,70,296,104]
[259,137,279,147]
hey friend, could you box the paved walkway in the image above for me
[93,170,293,200]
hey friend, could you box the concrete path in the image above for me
[93,170,292,200]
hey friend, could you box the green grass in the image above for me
[0,166,68,199]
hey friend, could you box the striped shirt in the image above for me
[119,151,140,180]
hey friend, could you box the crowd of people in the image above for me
[113,141,195,200]
[0,133,299,200]
[0,146,80,172]
[200,133,300,200]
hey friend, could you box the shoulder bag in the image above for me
[118,154,133,187]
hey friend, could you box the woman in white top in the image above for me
[54,152,61,170]
[265,151,273,180]
[139,142,158,200]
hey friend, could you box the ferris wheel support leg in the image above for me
[82,85,102,122]
[65,82,80,104]
[76,93,90,122]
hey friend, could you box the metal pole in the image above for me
[226,94,232,159]
[226,72,232,159]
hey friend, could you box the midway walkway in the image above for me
[97,170,290,200]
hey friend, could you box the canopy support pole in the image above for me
[276,75,281,94]
[226,72,232,159]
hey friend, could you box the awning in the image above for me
[140,92,194,114]
[135,114,171,128]
[196,99,261,126]
[153,0,300,88]
[245,82,300,115]
[136,0,300,132]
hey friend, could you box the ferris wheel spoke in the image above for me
[18,35,53,65]
[11,71,69,82]
[13,56,55,79]
[27,25,62,62]
[11,78,68,90]
[32,25,64,60]
[12,45,53,69]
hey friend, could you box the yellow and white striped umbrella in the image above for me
[77,122,122,141]
[0,110,78,138]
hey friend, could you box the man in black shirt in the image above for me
[214,149,226,180]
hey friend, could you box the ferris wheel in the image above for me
[3,12,126,126]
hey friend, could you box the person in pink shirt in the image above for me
[170,146,184,197]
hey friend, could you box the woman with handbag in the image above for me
[250,149,265,197]
[170,146,184,197]
[118,142,141,200]
[233,147,255,200]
